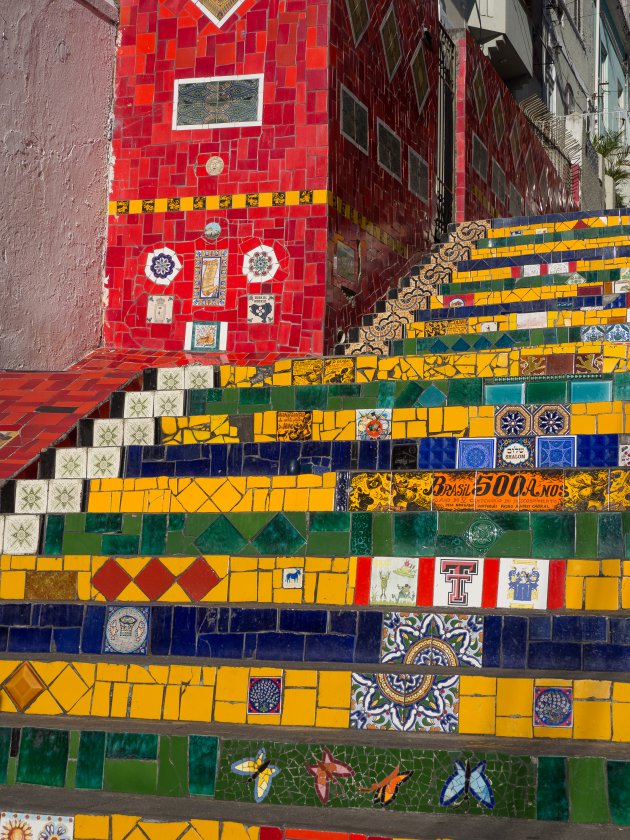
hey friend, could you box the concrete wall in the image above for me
[0,0,117,371]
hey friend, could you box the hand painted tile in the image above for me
[496,558,549,609]
[433,557,485,608]
[456,437,496,469]
[103,606,149,654]
[356,409,392,440]
[533,686,573,728]
[369,557,420,605]
[536,436,577,468]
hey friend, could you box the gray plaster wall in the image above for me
[0,0,117,371]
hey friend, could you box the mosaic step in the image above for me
[0,666,626,740]
[3,554,626,612]
[5,466,630,516]
[405,307,630,338]
[475,223,630,253]
[482,208,630,235]
[438,267,627,295]
[0,603,627,672]
[2,728,628,823]
[7,509,630,560]
[452,246,630,278]
[394,323,630,356]
[39,433,628,481]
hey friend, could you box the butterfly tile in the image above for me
[123,419,155,446]
[124,391,154,419]
[184,365,215,390]
[86,448,122,479]
[93,419,124,448]
[47,480,84,513]
[14,480,48,514]
[157,367,185,390]
[154,390,185,417]
[3,515,41,554]
[55,448,87,479]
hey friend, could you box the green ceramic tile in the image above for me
[613,372,630,400]
[6,757,16,785]
[598,513,624,559]
[537,756,569,821]
[270,387,297,410]
[392,513,437,555]
[607,761,630,825]
[62,533,101,554]
[531,513,574,558]
[101,534,140,555]
[307,532,349,554]
[85,513,123,533]
[65,761,77,788]
[252,514,306,554]
[525,380,568,403]
[76,731,106,790]
[568,757,609,823]
[372,512,393,554]
[378,381,396,408]
[448,377,482,406]
[225,512,274,540]
[329,384,361,397]
[0,729,10,785]
[239,386,270,405]
[394,382,423,408]
[104,758,158,795]
[195,515,248,554]
[485,382,525,405]
[188,735,218,796]
[106,732,158,760]
[575,513,598,558]
[157,736,188,797]
[63,513,85,531]
[140,513,167,554]
[295,385,327,411]
[43,515,64,554]
[68,730,79,759]
[168,513,185,531]
[121,513,143,535]
[310,512,350,531]
[350,512,372,555]
[570,380,612,403]
[17,728,69,787]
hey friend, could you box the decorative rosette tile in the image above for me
[242,244,280,283]
[145,246,182,286]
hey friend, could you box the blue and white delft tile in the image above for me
[350,670,459,733]
[536,435,576,468]
[380,612,483,668]
[496,436,535,469]
[456,438,496,469]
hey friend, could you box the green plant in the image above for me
[591,128,630,207]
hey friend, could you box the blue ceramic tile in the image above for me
[196,633,245,658]
[82,606,106,654]
[610,618,630,644]
[355,612,384,663]
[536,436,576,468]
[53,628,81,653]
[195,608,219,633]
[329,611,358,635]
[255,632,305,661]
[527,642,582,670]
[457,438,496,469]
[480,615,501,667]
[583,644,630,672]
[0,605,31,624]
[150,606,173,655]
[279,610,327,633]
[170,606,196,656]
[230,608,277,633]
[8,627,53,653]
[501,616,527,668]
[529,616,552,640]
[304,634,355,662]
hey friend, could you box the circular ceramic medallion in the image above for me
[465,518,501,550]
[204,221,222,239]
[248,677,282,713]
[534,687,572,726]
[376,670,434,705]
[105,606,148,654]
[405,637,459,671]
[206,156,224,176]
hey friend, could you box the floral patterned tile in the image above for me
[380,612,483,669]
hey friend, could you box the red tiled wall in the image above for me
[455,33,576,222]
[325,0,439,347]
[105,0,330,356]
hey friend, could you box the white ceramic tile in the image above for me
[55,448,87,479]
[86,447,121,479]
[124,418,155,446]
[124,391,154,419]
[496,558,549,609]
[157,367,185,390]
[433,557,485,608]
[47,479,84,513]
[154,390,185,417]
[3,515,41,554]
[0,813,74,840]
[14,480,48,514]
[93,419,124,448]
[184,365,215,390]
[515,311,548,329]
[369,556,419,605]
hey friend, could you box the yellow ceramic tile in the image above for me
[458,696,496,734]
[460,675,497,695]
[585,577,619,611]
[574,681,611,699]
[495,717,533,739]
[129,684,165,719]
[281,688,317,726]
[75,816,110,840]
[496,678,533,717]
[572,700,612,740]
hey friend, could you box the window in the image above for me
[492,160,507,204]
[408,147,429,202]
[410,42,430,113]
[492,96,505,144]
[571,0,582,34]
[509,184,524,216]
[334,242,356,283]
[377,119,402,180]
[173,74,264,129]
[565,83,575,114]
[380,4,402,80]
[340,85,369,154]
[345,0,371,44]
[471,133,488,181]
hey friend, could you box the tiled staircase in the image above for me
[1,209,630,836]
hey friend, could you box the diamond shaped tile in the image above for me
[195,515,248,554]
[134,557,175,600]
[251,514,305,555]
[92,558,133,600]
[178,557,221,601]
[4,662,46,711]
